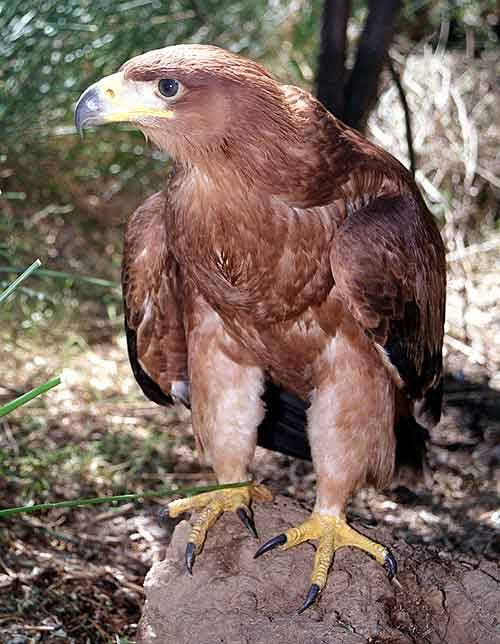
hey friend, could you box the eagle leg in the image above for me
[255,512,396,612]
[167,483,272,573]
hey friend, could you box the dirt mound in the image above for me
[137,495,499,644]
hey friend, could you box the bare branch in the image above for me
[315,0,351,118]
[387,56,416,176]
[343,0,402,131]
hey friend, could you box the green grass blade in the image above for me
[0,266,118,289]
[0,376,61,418]
[0,259,41,304]
[0,481,250,518]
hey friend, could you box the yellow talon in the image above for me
[165,483,273,570]
[255,511,397,611]
[282,514,342,590]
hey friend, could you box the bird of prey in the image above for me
[75,44,446,612]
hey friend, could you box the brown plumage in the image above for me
[75,44,446,610]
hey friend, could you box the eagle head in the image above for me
[75,44,294,162]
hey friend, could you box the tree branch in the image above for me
[343,0,402,131]
[387,56,416,176]
[315,0,351,118]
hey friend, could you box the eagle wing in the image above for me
[122,191,188,406]
[330,194,446,420]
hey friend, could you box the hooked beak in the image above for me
[74,72,174,135]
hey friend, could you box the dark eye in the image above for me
[158,79,179,98]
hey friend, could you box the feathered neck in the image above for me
[168,84,411,215]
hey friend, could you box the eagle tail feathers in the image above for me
[257,383,311,461]
[414,378,444,430]
[393,414,431,487]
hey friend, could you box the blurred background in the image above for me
[0,1,499,642]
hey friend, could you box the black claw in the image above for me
[298,584,320,614]
[384,548,397,580]
[237,507,258,538]
[157,507,170,527]
[185,542,196,575]
[254,533,287,559]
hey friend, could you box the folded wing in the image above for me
[122,191,189,406]
[330,194,446,424]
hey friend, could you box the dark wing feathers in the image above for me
[330,194,446,405]
[122,191,188,406]
[124,323,173,406]
[259,382,311,460]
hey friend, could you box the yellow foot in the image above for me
[166,483,272,574]
[254,512,397,613]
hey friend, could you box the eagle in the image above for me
[75,44,446,612]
